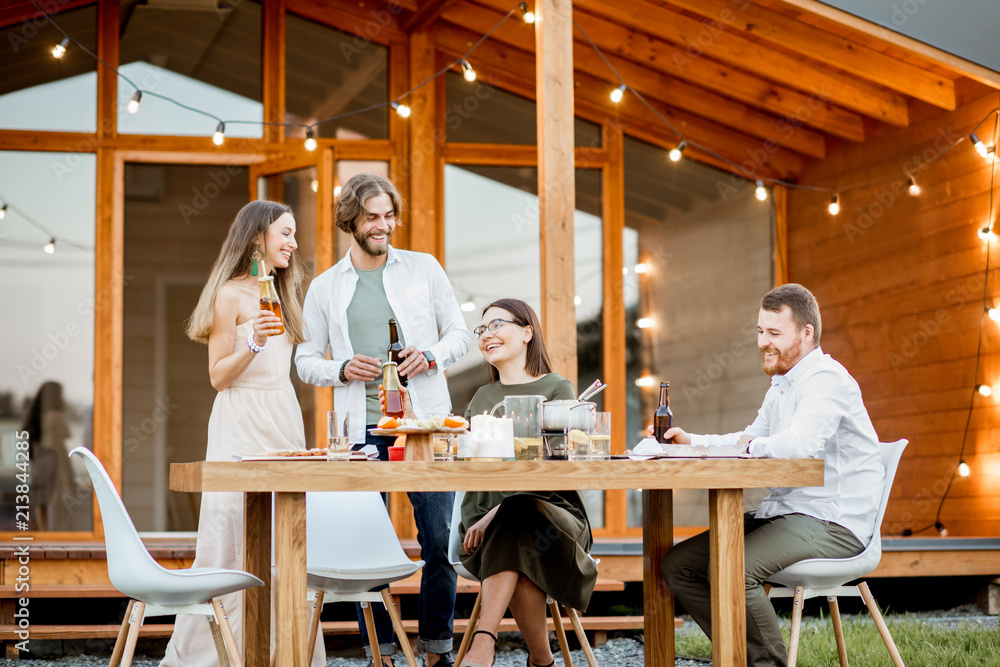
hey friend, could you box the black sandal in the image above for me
[459,630,498,667]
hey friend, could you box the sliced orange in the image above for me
[444,415,468,429]
[394,435,407,447]
[377,416,399,429]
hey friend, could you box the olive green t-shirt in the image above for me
[346,264,404,424]
[464,372,576,419]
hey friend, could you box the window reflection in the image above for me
[623,136,772,528]
[0,152,96,532]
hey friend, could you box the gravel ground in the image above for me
[2,607,994,667]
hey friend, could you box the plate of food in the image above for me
[370,415,469,435]
[235,449,368,461]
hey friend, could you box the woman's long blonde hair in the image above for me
[186,200,306,344]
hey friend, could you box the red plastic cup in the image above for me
[388,445,405,461]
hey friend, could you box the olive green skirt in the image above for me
[459,491,597,611]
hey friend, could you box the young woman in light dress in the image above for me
[160,200,325,667]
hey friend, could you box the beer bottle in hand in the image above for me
[383,361,405,418]
[387,318,407,387]
[258,276,284,336]
[654,381,673,443]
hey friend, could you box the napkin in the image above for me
[632,437,665,455]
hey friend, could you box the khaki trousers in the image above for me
[661,512,864,667]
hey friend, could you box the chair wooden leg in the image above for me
[382,589,419,667]
[362,601,383,666]
[786,587,805,667]
[119,600,145,667]
[108,600,135,667]
[212,599,245,667]
[456,592,482,665]
[306,590,325,667]
[548,599,573,667]
[858,582,905,667]
[566,607,598,667]
[827,596,849,667]
[209,616,232,667]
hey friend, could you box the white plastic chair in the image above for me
[304,491,424,667]
[70,447,263,667]
[448,491,598,667]
[767,439,909,667]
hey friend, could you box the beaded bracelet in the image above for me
[247,331,266,354]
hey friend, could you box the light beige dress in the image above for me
[160,321,325,667]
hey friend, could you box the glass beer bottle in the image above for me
[387,318,407,387]
[382,361,405,418]
[654,381,673,443]
[258,275,284,336]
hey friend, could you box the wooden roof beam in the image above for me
[435,26,805,180]
[574,0,909,127]
[469,0,864,141]
[449,3,826,158]
[403,0,457,34]
[664,0,955,110]
[287,0,405,45]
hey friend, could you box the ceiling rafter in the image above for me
[575,0,909,126]
[661,0,955,110]
[403,0,458,33]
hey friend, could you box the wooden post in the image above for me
[642,489,674,666]
[262,0,286,144]
[773,183,788,287]
[407,30,442,259]
[97,0,119,140]
[709,488,746,667]
[243,492,271,667]
[535,0,577,383]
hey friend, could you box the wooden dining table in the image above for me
[170,457,823,667]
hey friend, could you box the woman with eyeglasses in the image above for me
[391,298,595,667]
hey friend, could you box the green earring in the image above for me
[251,247,262,276]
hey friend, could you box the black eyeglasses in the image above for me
[473,318,524,339]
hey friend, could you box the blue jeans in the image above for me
[352,428,456,658]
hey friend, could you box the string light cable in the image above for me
[903,106,999,537]
[0,195,94,253]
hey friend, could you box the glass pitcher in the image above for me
[501,395,545,461]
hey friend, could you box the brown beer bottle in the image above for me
[258,276,284,336]
[383,361,405,418]
[654,381,673,443]
[387,318,407,387]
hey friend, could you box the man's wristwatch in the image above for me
[422,351,436,369]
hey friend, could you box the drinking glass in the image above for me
[433,435,455,462]
[327,411,351,460]
[589,412,611,460]
[504,395,545,461]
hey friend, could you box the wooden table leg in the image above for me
[642,489,674,667]
[244,491,271,667]
[274,492,308,666]
[709,489,745,667]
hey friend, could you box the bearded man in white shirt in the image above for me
[296,173,470,667]
[660,283,884,667]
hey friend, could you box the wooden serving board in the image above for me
[370,427,468,461]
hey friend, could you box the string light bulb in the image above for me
[212,121,225,146]
[970,133,993,159]
[392,102,411,118]
[304,128,317,152]
[334,186,342,197]
[935,521,948,537]
[635,376,655,388]
[907,177,920,196]
[668,141,687,162]
[977,384,993,397]
[518,2,535,23]
[310,179,319,193]
[0,204,6,219]
[461,60,477,83]
[44,238,55,254]
[634,263,649,274]
[979,225,995,240]
[127,91,142,114]
[827,194,840,215]
[958,460,971,477]
[574,295,582,305]
[51,38,68,59]
[636,317,653,329]
[460,299,476,312]
[610,83,626,103]
[755,180,768,201]
[988,307,1000,322]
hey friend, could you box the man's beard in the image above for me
[355,227,392,256]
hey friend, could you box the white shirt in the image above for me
[692,347,884,544]
[295,246,471,444]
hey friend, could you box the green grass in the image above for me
[673,613,1000,666]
